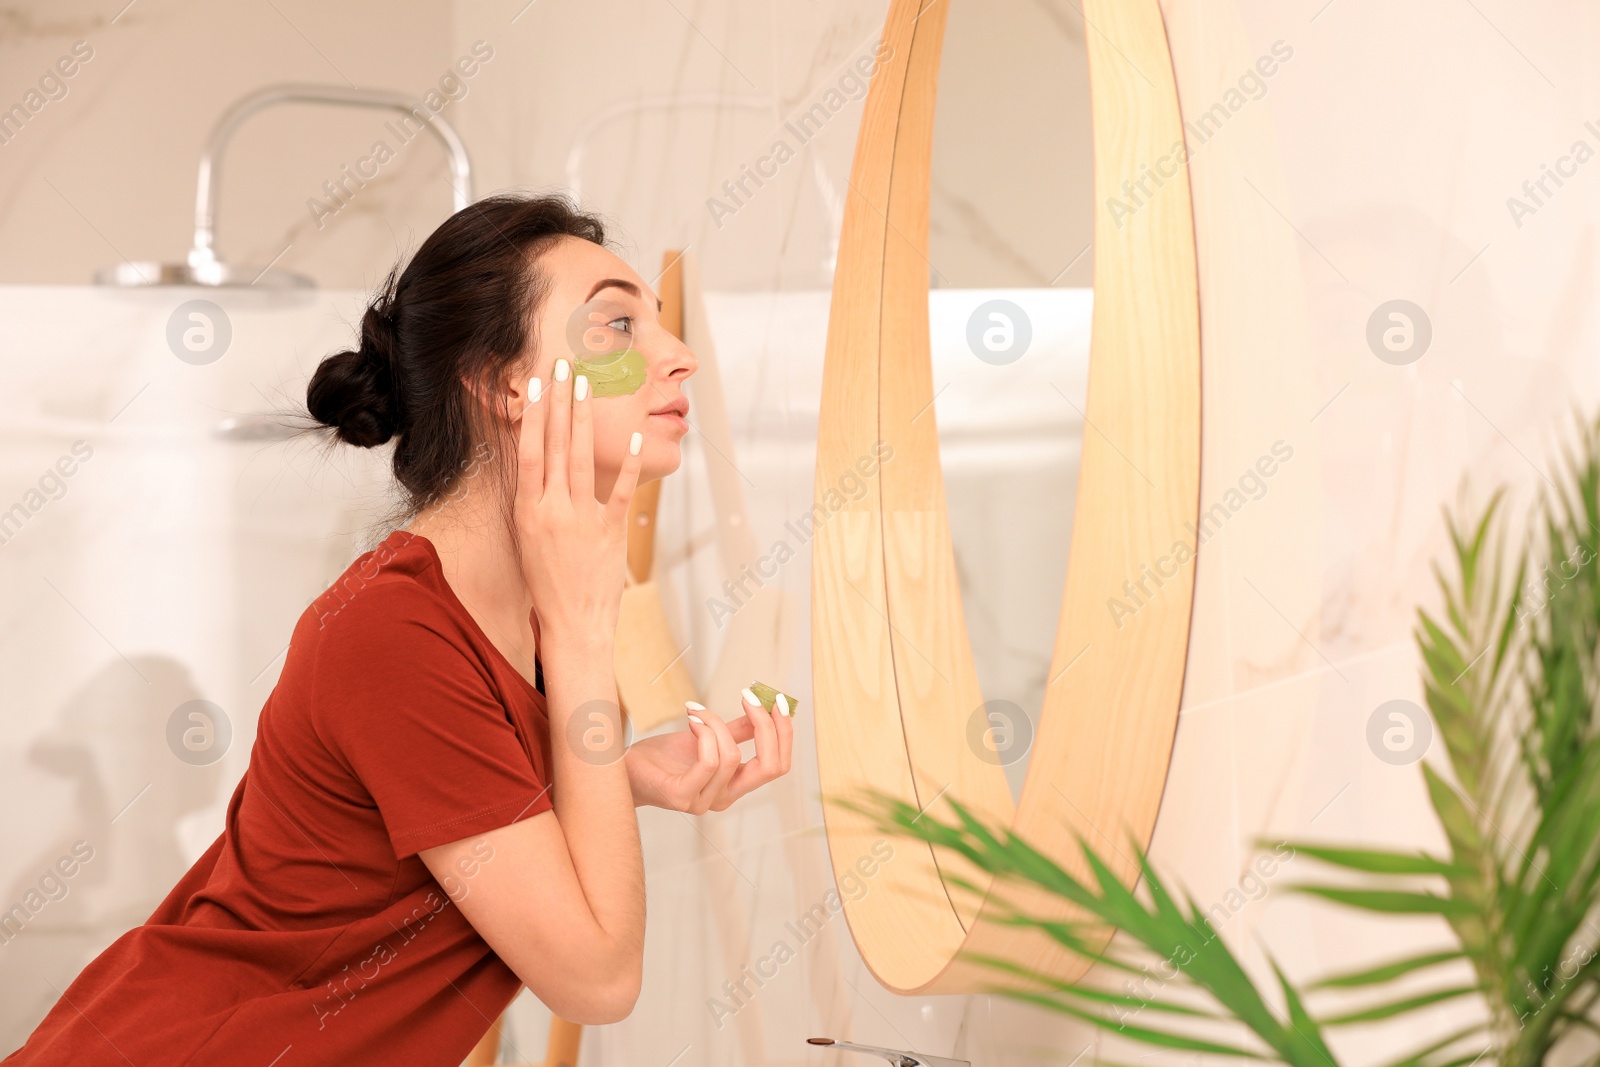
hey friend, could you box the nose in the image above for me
[657,333,697,384]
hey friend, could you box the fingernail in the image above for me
[528,376,542,403]
[686,701,706,712]
[574,374,589,401]
[687,714,705,725]
[555,359,571,382]
[775,693,790,717]
[741,687,760,708]
[629,431,643,456]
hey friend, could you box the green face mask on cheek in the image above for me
[572,348,648,398]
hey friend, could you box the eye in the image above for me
[569,296,635,357]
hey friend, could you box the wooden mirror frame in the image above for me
[811,0,1201,993]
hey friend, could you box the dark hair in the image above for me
[307,192,607,513]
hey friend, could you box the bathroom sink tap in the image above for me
[807,1037,970,1067]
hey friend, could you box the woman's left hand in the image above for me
[624,688,794,813]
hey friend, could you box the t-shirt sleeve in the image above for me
[313,582,553,858]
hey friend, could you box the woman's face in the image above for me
[520,237,697,495]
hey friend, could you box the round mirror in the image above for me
[810,0,1202,993]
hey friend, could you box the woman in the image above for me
[6,193,794,1065]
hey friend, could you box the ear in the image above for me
[460,365,534,420]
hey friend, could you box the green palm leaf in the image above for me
[831,414,1600,1066]
[839,790,1340,1067]
[1292,417,1600,1064]
[1310,950,1465,991]
[1282,844,1469,878]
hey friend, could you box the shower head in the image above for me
[96,83,475,289]
[94,258,313,288]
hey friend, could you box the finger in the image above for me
[603,426,647,530]
[725,689,780,801]
[695,706,743,811]
[722,716,756,745]
[739,687,779,777]
[726,753,784,801]
[570,372,595,504]
[544,358,573,499]
[773,694,793,774]
[516,374,547,505]
[680,703,720,805]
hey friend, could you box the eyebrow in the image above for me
[586,277,664,311]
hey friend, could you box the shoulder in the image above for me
[305,531,446,635]
[281,538,506,757]
[288,532,490,693]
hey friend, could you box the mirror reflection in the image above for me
[930,0,1095,798]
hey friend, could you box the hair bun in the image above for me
[308,303,401,448]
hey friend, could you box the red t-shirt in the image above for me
[6,530,554,1066]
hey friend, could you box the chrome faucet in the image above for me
[96,83,475,288]
[807,1037,970,1067]
[189,84,474,278]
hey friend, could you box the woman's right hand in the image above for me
[515,359,645,645]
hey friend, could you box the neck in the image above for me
[405,480,540,684]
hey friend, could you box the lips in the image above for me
[650,397,690,418]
